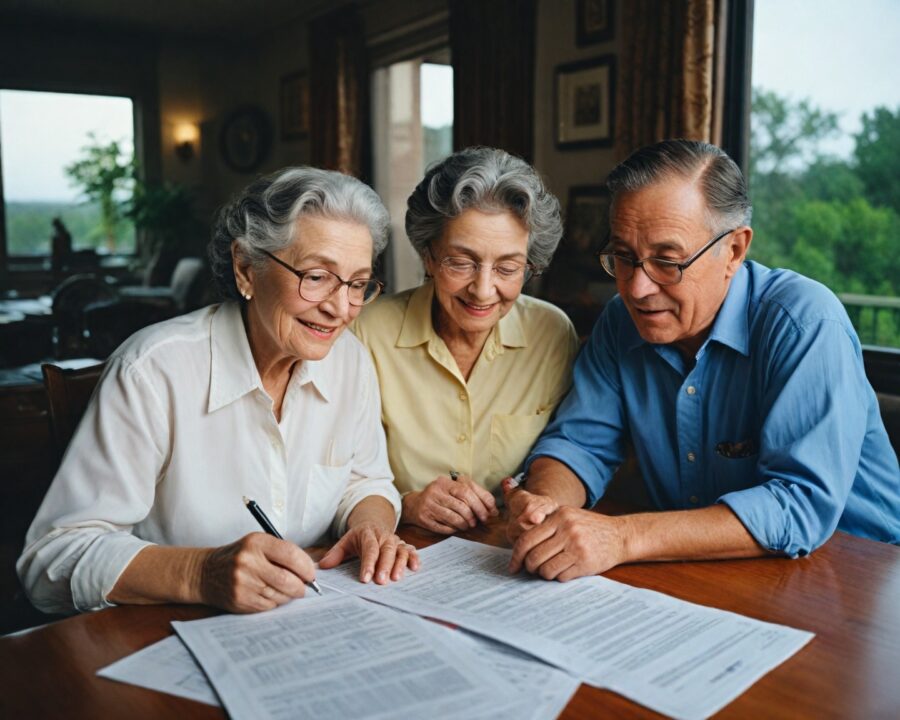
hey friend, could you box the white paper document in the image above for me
[423,623,581,720]
[97,634,221,707]
[98,611,577,720]
[172,593,522,720]
[319,537,814,720]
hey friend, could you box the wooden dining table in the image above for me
[1,506,899,719]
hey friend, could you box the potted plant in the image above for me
[125,180,201,286]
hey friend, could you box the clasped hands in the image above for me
[503,479,628,581]
[402,473,499,534]
[200,522,418,614]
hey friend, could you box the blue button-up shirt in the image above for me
[529,261,899,556]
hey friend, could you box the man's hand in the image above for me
[402,475,498,534]
[502,478,559,543]
[508,507,628,581]
[319,521,420,584]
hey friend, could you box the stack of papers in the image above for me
[98,537,813,720]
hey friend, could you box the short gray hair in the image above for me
[606,139,752,231]
[209,167,390,301]
[405,147,563,270]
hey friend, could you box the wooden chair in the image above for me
[41,362,105,462]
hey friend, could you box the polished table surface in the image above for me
[2,511,899,720]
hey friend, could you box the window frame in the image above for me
[0,20,160,290]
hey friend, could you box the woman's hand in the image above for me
[402,475,499,534]
[200,532,317,613]
[319,522,420,584]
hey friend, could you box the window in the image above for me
[749,0,900,349]
[372,53,453,293]
[0,90,136,259]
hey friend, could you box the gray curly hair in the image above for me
[405,147,563,270]
[208,167,390,301]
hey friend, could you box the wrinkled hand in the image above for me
[404,475,498,534]
[319,522,420,584]
[502,478,559,543]
[200,532,316,613]
[508,507,628,581]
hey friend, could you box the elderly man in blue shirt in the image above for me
[507,139,899,581]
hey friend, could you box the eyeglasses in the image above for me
[597,228,736,286]
[430,251,540,284]
[261,250,384,306]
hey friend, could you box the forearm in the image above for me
[524,457,588,508]
[619,504,770,563]
[108,545,210,606]
[347,495,398,533]
[400,492,420,523]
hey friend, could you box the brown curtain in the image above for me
[449,0,536,162]
[309,6,371,180]
[614,0,723,160]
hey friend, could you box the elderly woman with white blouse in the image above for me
[18,167,418,616]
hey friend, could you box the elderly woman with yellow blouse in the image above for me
[18,168,418,615]
[353,148,578,534]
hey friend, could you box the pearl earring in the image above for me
[242,291,252,301]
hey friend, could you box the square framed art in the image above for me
[576,0,615,45]
[554,55,616,149]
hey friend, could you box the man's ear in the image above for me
[231,240,255,297]
[724,226,752,279]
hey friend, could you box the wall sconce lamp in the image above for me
[174,122,199,162]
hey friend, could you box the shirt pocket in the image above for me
[710,452,760,497]
[489,411,553,486]
[301,459,353,543]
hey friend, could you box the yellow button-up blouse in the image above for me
[353,282,579,494]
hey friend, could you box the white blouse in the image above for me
[18,302,400,614]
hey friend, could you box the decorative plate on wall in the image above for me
[219,106,272,173]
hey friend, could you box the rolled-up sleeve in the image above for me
[16,358,167,614]
[526,309,628,505]
[718,318,869,557]
[331,352,400,536]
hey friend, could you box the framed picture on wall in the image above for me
[555,55,616,149]
[577,0,615,45]
[280,71,309,140]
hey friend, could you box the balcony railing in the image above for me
[839,293,900,349]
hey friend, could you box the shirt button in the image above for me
[457,433,467,443]
[273,499,284,510]
[458,392,467,401]
[686,386,696,395]
[687,452,696,462]
[689,495,699,504]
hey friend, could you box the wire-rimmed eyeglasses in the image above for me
[429,250,540,284]
[597,228,736,286]
[261,250,384,306]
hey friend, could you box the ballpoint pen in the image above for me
[449,470,459,481]
[243,496,323,595]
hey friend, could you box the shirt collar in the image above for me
[395,280,527,349]
[622,263,751,357]
[706,262,751,356]
[287,355,332,404]
[208,302,332,413]
[397,282,436,347]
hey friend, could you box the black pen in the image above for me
[243,496,323,595]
